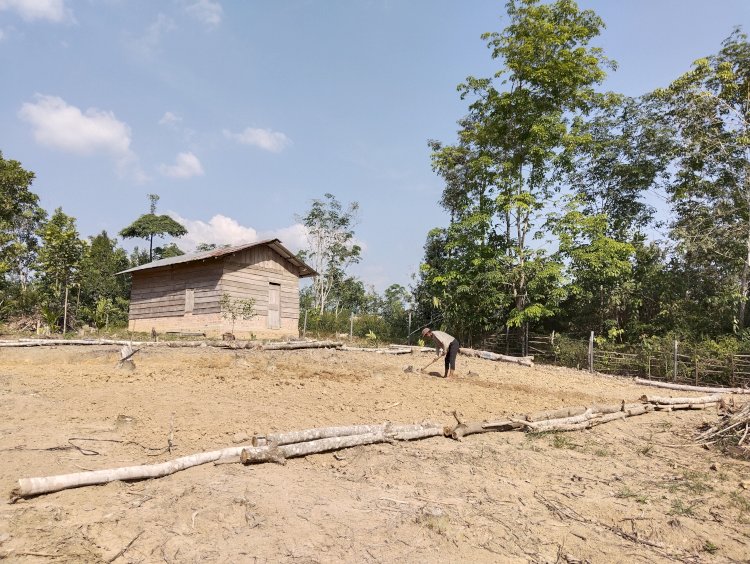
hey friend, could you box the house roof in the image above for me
[116,238,317,278]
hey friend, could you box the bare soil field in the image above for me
[0,345,748,563]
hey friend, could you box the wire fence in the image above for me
[480,330,750,389]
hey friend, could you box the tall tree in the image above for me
[298,193,361,314]
[0,152,47,313]
[35,208,85,330]
[426,0,613,341]
[655,28,750,333]
[77,230,130,326]
[119,194,187,262]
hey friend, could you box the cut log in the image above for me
[252,424,388,447]
[525,406,588,422]
[12,444,255,501]
[446,420,523,440]
[634,378,750,395]
[653,403,716,411]
[241,432,386,464]
[340,346,412,354]
[640,394,723,405]
[262,341,342,350]
[459,347,534,367]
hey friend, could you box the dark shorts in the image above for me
[445,339,459,370]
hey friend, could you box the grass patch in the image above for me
[550,433,578,450]
[702,540,719,554]
[663,471,713,495]
[615,487,649,504]
[669,499,697,517]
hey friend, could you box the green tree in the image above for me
[426,0,613,342]
[35,208,85,331]
[0,152,47,315]
[298,193,361,314]
[219,293,256,336]
[655,29,750,334]
[119,194,187,262]
[77,230,130,327]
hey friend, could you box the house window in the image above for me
[185,288,194,314]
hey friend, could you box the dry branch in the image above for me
[634,378,750,395]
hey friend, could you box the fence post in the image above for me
[588,331,594,373]
[695,357,699,386]
[302,310,308,338]
[673,340,678,382]
[731,355,736,387]
[647,354,651,379]
[349,312,354,340]
[407,311,412,345]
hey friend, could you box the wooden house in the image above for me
[118,239,316,339]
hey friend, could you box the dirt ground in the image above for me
[0,344,748,563]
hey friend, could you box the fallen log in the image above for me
[251,422,441,447]
[12,444,254,501]
[525,406,588,422]
[340,346,412,354]
[653,403,717,411]
[634,378,750,395]
[252,424,387,447]
[459,347,534,367]
[241,432,387,464]
[12,421,443,500]
[446,420,523,440]
[262,341,342,350]
[640,394,723,405]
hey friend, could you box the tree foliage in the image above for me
[298,193,361,314]
[119,194,187,262]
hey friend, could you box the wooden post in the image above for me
[694,357,699,386]
[302,310,307,338]
[62,285,69,335]
[673,340,678,382]
[647,355,651,379]
[349,312,354,340]
[407,311,412,345]
[731,355,736,387]
[588,331,594,373]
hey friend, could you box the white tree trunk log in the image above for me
[262,341,342,350]
[458,347,534,367]
[640,394,723,405]
[241,432,387,464]
[634,378,750,394]
[12,444,254,501]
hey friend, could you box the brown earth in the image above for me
[0,345,748,563]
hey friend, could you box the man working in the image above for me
[422,327,459,379]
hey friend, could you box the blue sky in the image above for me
[1,0,749,291]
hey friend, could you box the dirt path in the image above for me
[0,346,748,562]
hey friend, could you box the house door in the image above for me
[267,283,280,329]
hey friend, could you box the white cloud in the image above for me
[0,0,70,22]
[18,94,143,179]
[158,152,204,179]
[183,0,222,29]
[158,111,182,127]
[169,213,308,253]
[223,127,292,153]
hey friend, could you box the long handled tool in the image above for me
[419,355,442,374]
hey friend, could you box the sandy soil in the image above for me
[0,344,748,563]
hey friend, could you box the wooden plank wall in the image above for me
[129,261,224,320]
[221,245,300,320]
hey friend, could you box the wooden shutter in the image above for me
[267,283,280,329]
